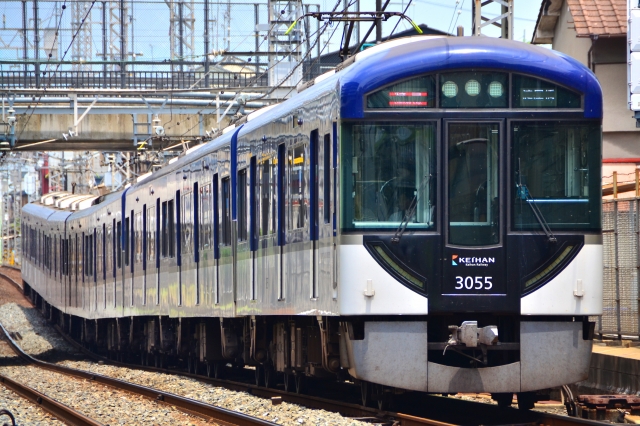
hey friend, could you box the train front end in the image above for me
[336,37,602,396]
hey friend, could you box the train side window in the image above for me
[199,183,212,250]
[221,177,231,246]
[78,232,83,281]
[89,232,94,277]
[135,211,143,264]
[288,144,307,230]
[181,191,192,255]
[323,133,331,224]
[212,175,219,258]
[238,169,247,241]
[161,201,168,258]
[124,216,130,267]
[116,220,122,269]
[259,157,276,236]
[193,182,199,262]
[106,224,113,277]
[155,199,160,267]
[99,224,104,279]
[147,206,155,264]
[168,199,175,258]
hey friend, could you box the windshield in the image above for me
[341,122,436,232]
[512,121,601,231]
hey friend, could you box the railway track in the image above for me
[0,268,609,426]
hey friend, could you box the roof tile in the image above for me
[564,0,626,36]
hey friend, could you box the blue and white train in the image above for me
[22,35,603,409]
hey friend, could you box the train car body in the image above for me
[22,36,603,402]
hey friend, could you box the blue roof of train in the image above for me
[336,36,603,118]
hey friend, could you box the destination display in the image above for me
[520,87,557,107]
[388,91,429,107]
[367,76,435,108]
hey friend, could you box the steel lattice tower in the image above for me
[71,1,93,70]
[168,0,196,72]
[268,0,304,87]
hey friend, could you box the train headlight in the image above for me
[442,81,458,98]
[465,79,480,96]
[488,81,504,98]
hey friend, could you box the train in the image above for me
[21,35,603,410]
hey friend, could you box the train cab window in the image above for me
[259,157,277,236]
[341,122,436,232]
[221,177,231,246]
[238,169,247,241]
[512,121,601,231]
[439,71,508,108]
[199,183,212,250]
[367,75,435,109]
[512,75,581,109]
[288,145,307,230]
[448,122,500,246]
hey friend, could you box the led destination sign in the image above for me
[388,91,429,107]
[520,88,557,107]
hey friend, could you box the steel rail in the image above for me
[0,321,276,426]
[0,371,103,426]
[0,270,610,426]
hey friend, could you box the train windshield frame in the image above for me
[341,71,601,236]
[340,121,437,232]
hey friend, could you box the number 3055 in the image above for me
[455,276,493,290]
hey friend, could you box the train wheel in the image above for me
[255,365,263,386]
[213,361,224,379]
[294,374,305,394]
[492,393,514,408]
[283,372,293,392]
[360,381,370,407]
[516,392,535,410]
[264,366,274,388]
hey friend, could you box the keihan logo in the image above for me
[451,255,496,267]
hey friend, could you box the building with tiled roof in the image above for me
[533,0,637,182]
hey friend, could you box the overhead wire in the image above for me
[387,0,416,40]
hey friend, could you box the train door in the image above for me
[433,120,517,313]
[134,210,143,307]
[257,153,278,307]
[180,178,196,308]
[145,200,159,307]
[198,177,215,307]
[317,131,334,299]
[159,191,177,310]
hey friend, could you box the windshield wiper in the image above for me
[517,159,556,244]
[391,174,432,244]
